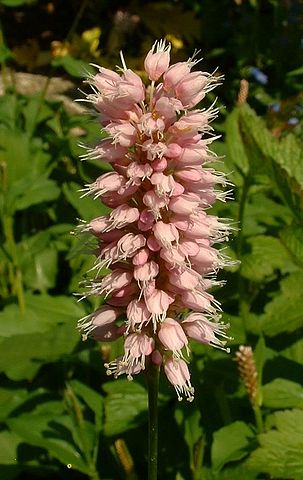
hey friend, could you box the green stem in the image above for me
[236,174,251,333]
[236,174,250,257]
[193,436,205,480]
[253,405,264,434]
[146,361,160,480]
[3,216,25,313]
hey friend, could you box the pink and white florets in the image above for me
[77,39,233,401]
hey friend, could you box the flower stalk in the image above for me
[146,361,160,480]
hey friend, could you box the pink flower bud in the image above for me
[164,358,194,402]
[163,62,191,91]
[158,318,188,355]
[144,40,171,81]
[182,313,230,351]
[169,193,200,215]
[126,299,150,330]
[175,72,208,108]
[153,221,179,249]
[78,305,121,341]
[132,248,150,266]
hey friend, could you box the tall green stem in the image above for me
[146,361,160,480]
[253,405,264,434]
[236,174,251,334]
[3,216,25,313]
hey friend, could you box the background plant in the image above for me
[0,1,303,479]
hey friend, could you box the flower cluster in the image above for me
[77,40,232,401]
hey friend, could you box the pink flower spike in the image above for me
[144,39,171,81]
[164,358,194,402]
[77,41,232,399]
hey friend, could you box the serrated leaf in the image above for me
[282,338,303,365]
[260,272,303,336]
[103,380,148,436]
[242,193,291,237]
[238,104,303,215]
[241,235,292,281]
[262,378,303,409]
[249,409,303,479]
[211,421,254,472]
[280,223,303,268]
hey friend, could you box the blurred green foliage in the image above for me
[0,0,303,479]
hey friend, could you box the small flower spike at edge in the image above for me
[76,38,233,402]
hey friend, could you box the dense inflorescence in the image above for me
[77,40,233,401]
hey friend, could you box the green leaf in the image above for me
[262,378,303,409]
[211,421,254,472]
[0,387,30,421]
[0,295,83,380]
[63,181,110,221]
[13,177,60,211]
[23,96,54,135]
[238,104,303,215]
[0,129,57,214]
[175,407,203,473]
[241,235,292,282]
[282,338,303,365]
[0,44,13,62]
[280,223,303,268]
[242,194,291,237]
[0,430,20,464]
[52,55,94,78]
[68,380,103,431]
[7,413,89,473]
[18,231,58,292]
[276,134,303,192]
[103,380,148,436]
[249,409,303,479]
[260,272,303,336]
[0,0,29,5]
[208,463,258,480]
